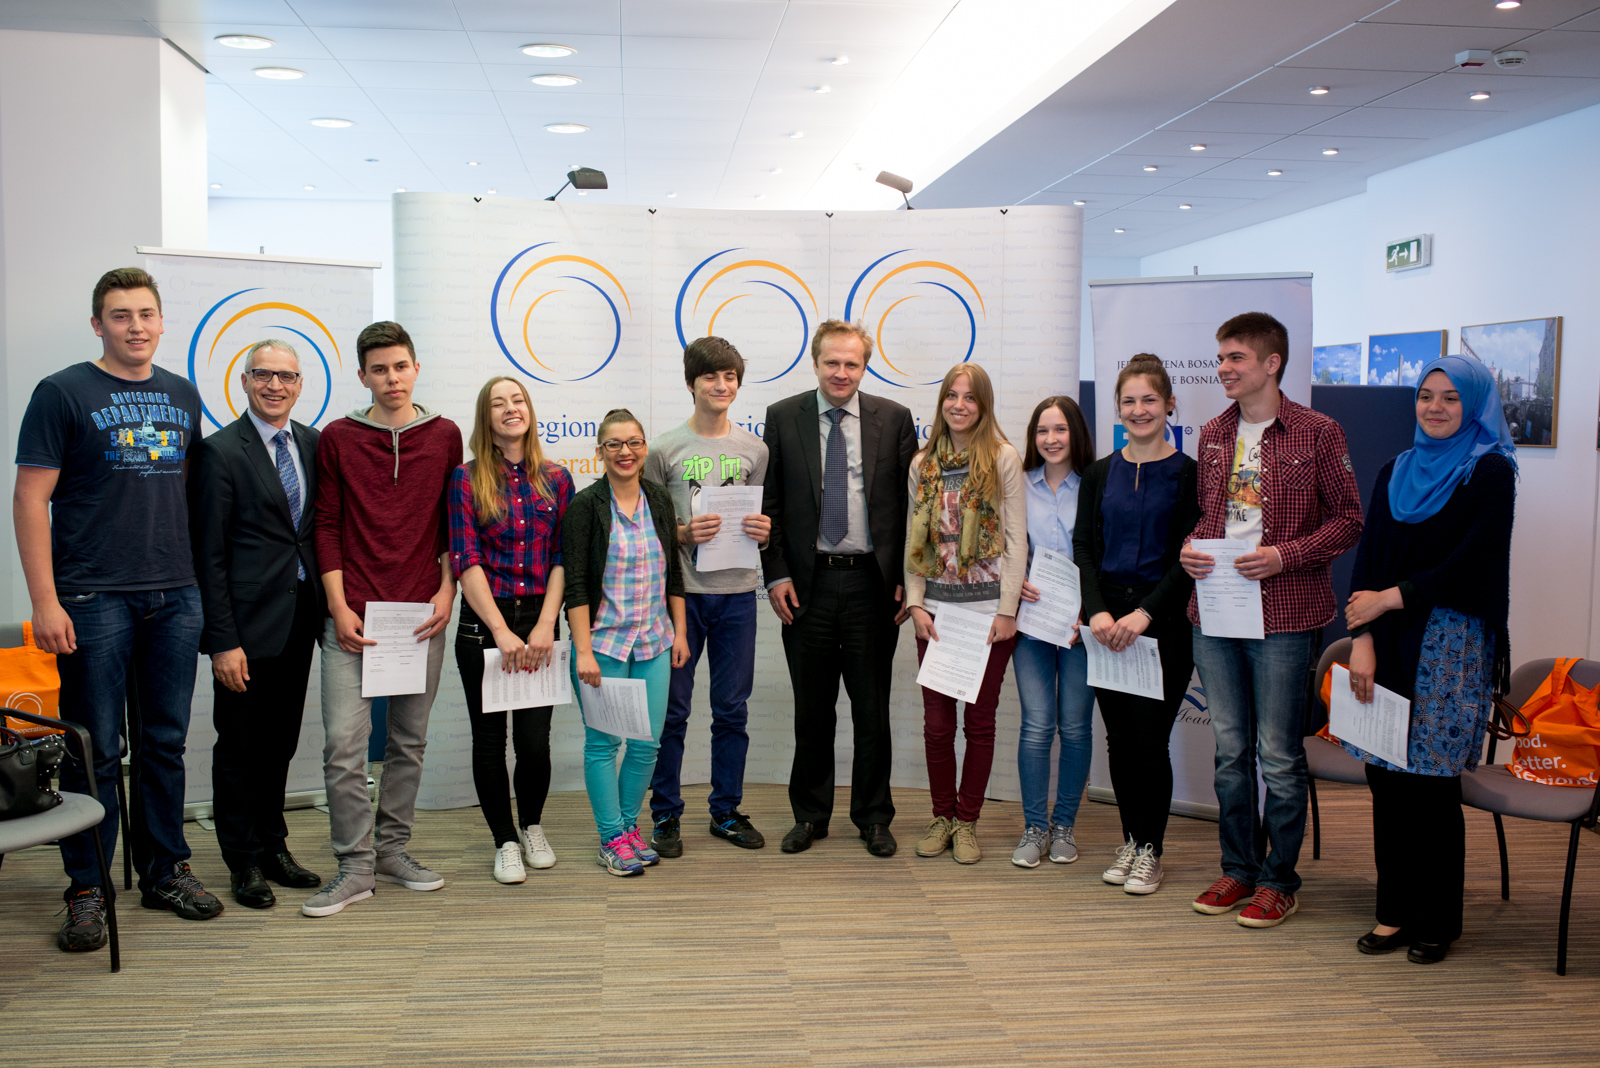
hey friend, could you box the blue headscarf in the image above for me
[1387,354,1518,523]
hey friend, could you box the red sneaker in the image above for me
[1192,876,1255,915]
[1237,887,1299,928]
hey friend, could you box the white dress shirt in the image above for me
[815,388,872,554]
[248,408,306,514]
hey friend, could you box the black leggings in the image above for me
[455,595,557,847]
[1367,763,1465,943]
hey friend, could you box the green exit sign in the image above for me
[1386,234,1432,272]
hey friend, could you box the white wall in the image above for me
[1140,101,1600,663]
[207,198,394,321]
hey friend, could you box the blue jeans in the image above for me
[651,591,756,820]
[574,650,671,842]
[1192,626,1318,894]
[54,587,203,890]
[1012,637,1095,829]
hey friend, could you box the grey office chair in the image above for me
[1305,637,1369,860]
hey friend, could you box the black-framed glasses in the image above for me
[248,369,302,384]
[600,437,646,453]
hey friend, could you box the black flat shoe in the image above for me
[781,822,828,854]
[860,823,897,857]
[1356,929,1411,955]
[1408,941,1450,964]
[261,851,322,889]
[231,866,277,910]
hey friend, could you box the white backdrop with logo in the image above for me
[141,248,377,809]
[1087,272,1312,816]
[395,195,1082,810]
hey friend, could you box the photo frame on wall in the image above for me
[1460,316,1561,448]
[1313,343,1362,384]
[1366,330,1445,388]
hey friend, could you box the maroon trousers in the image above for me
[916,634,1018,822]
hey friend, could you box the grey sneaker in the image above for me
[301,871,375,917]
[375,852,444,891]
[1102,836,1139,885]
[1011,825,1049,868]
[1124,845,1163,895]
[1048,823,1079,864]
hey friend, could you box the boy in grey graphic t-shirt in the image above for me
[641,337,771,856]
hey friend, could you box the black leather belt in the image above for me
[817,552,870,569]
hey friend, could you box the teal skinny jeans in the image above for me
[574,649,671,842]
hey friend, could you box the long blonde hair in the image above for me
[919,362,1008,496]
[468,376,552,522]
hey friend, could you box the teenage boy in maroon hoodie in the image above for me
[301,321,463,917]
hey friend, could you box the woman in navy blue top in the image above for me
[1074,354,1199,896]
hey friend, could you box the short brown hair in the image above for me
[1022,395,1095,475]
[810,319,873,364]
[1217,311,1289,384]
[357,321,416,370]
[93,267,161,320]
[683,336,745,386]
[1115,353,1174,408]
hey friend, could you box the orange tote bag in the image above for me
[1,622,62,738]
[1510,658,1600,788]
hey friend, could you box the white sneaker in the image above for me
[1102,837,1139,885]
[493,841,526,884]
[520,824,557,870]
[1124,845,1163,895]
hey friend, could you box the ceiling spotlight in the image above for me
[487,188,498,194]
[770,167,783,174]
[216,34,273,49]
[577,191,587,196]
[831,55,850,65]
[531,73,581,87]
[1321,147,1339,155]
[522,43,575,58]
[1495,0,1521,8]
[1189,143,1206,151]
[1308,86,1331,95]
[254,67,304,80]
[310,118,354,128]
[396,187,406,192]
[667,192,678,198]
[1073,199,1086,206]
[303,185,315,190]
[468,161,479,166]
[813,85,832,94]
[1469,90,1492,100]
[544,123,589,134]
[754,193,766,200]
[876,170,915,210]
[546,166,607,200]
[1267,169,1283,176]
[1114,228,1126,233]
[1179,203,1193,210]
[789,131,805,139]
[209,182,222,189]
[1143,164,1158,172]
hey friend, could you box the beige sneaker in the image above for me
[915,816,955,857]
[951,819,981,864]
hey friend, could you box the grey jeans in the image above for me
[320,617,446,873]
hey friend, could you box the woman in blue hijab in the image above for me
[1341,355,1517,965]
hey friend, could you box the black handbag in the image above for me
[0,725,65,819]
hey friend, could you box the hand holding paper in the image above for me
[1328,664,1410,769]
[1191,538,1265,640]
[915,603,995,702]
[695,485,764,572]
[482,641,573,713]
[1015,547,1082,648]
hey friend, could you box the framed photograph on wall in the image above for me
[1313,343,1362,384]
[1460,316,1562,448]
[1366,330,1445,388]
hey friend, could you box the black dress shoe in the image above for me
[860,824,897,857]
[231,867,276,910]
[1356,929,1412,955]
[1407,941,1450,964]
[781,822,828,854]
[260,851,322,889]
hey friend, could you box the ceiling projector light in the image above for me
[1143,164,1158,172]
[531,73,581,86]
[254,67,304,80]
[1267,169,1283,176]
[1189,143,1206,151]
[1469,90,1492,100]
[310,118,353,128]
[1308,86,1330,95]
[1321,147,1339,155]
[522,43,575,58]
[545,123,589,134]
[217,34,273,49]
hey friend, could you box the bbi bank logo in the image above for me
[843,250,986,388]
[490,242,632,383]
[674,249,819,383]
[187,289,343,431]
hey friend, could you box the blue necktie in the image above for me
[274,429,306,581]
[821,407,849,545]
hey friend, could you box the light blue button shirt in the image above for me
[1023,464,1081,561]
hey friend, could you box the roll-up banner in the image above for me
[1088,272,1312,817]
[140,247,378,813]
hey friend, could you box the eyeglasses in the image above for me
[600,438,646,453]
[247,369,302,384]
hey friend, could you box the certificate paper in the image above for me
[481,641,573,713]
[1079,626,1164,700]
[1191,538,1265,640]
[360,602,433,698]
[1329,665,1411,770]
[577,677,653,740]
[1015,547,1082,647]
[915,603,995,702]
[694,485,764,572]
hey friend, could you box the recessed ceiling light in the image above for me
[254,67,304,80]
[754,194,766,200]
[487,188,498,194]
[310,118,354,128]
[1179,203,1193,210]
[813,85,832,94]
[468,161,480,166]
[1469,90,1492,100]
[1308,86,1331,95]
[1073,199,1086,206]
[1189,143,1206,151]
[1114,228,1126,233]
[831,55,849,65]
[522,43,575,58]
[1143,164,1158,172]
[396,187,406,192]
[789,131,805,139]
[216,34,273,49]
[667,192,678,198]
[303,185,315,190]
[576,190,587,196]
[545,123,589,134]
[531,73,581,87]
[209,182,222,189]
[770,167,783,175]
[1321,147,1339,155]
[1495,0,1521,8]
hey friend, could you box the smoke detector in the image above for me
[1493,49,1529,68]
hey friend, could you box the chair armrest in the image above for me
[2,708,99,805]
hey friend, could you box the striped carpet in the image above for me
[1,780,1595,1067]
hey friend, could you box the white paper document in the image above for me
[1329,665,1411,770]
[1015,547,1082,647]
[694,485,764,572]
[914,602,995,702]
[577,677,653,741]
[481,641,573,713]
[1191,538,1266,640]
[360,602,434,698]
[1079,626,1164,700]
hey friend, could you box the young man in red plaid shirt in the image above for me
[1181,312,1363,928]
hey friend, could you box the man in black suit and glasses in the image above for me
[761,319,917,857]
[189,339,326,908]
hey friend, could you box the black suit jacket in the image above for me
[759,388,917,614]
[189,415,324,659]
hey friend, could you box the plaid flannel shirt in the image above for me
[1187,395,1363,634]
[590,490,673,662]
[448,460,573,597]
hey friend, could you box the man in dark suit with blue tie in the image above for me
[189,339,326,908]
[760,320,917,857]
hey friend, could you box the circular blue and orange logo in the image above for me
[490,242,632,383]
[674,250,819,383]
[187,288,343,430]
[844,250,986,388]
